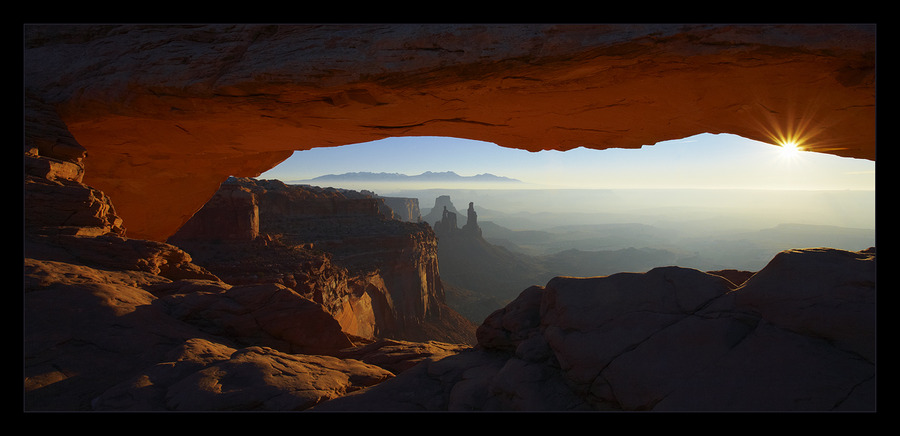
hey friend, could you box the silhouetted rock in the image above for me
[433,205,459,236]
[429,196,546,322]
[462,202,481,236]
[707,269,755,287]
[313,247,876,411]
[425,195,463,228]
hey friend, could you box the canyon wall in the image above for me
[23,24,875,241]
[380,197,422,222]
[169,177,475,345]
[24,150,472,410]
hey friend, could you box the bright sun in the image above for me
[779,140,803,156]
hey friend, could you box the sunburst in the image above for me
[778,140,803,157]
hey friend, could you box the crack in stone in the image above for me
[361,118,508,129]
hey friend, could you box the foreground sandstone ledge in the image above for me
[312,247,876,412]
[23,24,875,241]
[24,227,875,410]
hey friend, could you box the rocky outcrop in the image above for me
[313,247,876,411]
[433,206,459,236]
[431,196,548,321]
[168,178,477,346]
[424,195,463,228]
[169,183,259,242]
[23,24,875,241]
[23,150,474,411]
[432,197,483,238]
[707,268,755,287]
[380,196,422,222]
[93,341,394,412]
[461,202,481,236]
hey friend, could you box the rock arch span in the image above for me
[23,24,876,242]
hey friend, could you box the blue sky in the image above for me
[259,133,875,191]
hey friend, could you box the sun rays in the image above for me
[777,139,804,158]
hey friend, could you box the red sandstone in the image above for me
[23,24,875,241]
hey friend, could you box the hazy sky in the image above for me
[259,133,875,191]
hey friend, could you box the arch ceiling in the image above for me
[23,24,876,241]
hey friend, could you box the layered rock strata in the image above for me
[23,152,473,411]
[168,177,476,346]
[380,196,422,222]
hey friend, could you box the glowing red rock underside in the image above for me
[24,24,875,241]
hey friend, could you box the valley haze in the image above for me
[281,172,875,273]
[261,134,875,271]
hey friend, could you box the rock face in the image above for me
[23,24,875,242]
[24,151,473,411]
[169,182,260,242]
[380,196,422,222]
[168,177,476,346]
[313,247,876,411]
[424,195,463,228]
[461,202,481,236]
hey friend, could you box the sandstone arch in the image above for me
[23,24,876,242]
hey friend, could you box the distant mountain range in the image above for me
[290,171,522,185]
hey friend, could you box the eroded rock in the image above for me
[22,159,471,411]
[166,177,477,345]
[314,248,876,411]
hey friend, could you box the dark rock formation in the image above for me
[313,247,876,412]
[169,183,259,242]
[433,206,459,236]
[461,202,481,236]
[707,268,756,287]
[430,196,547,322]
[424,195,463,228]
[432,197,483,238]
